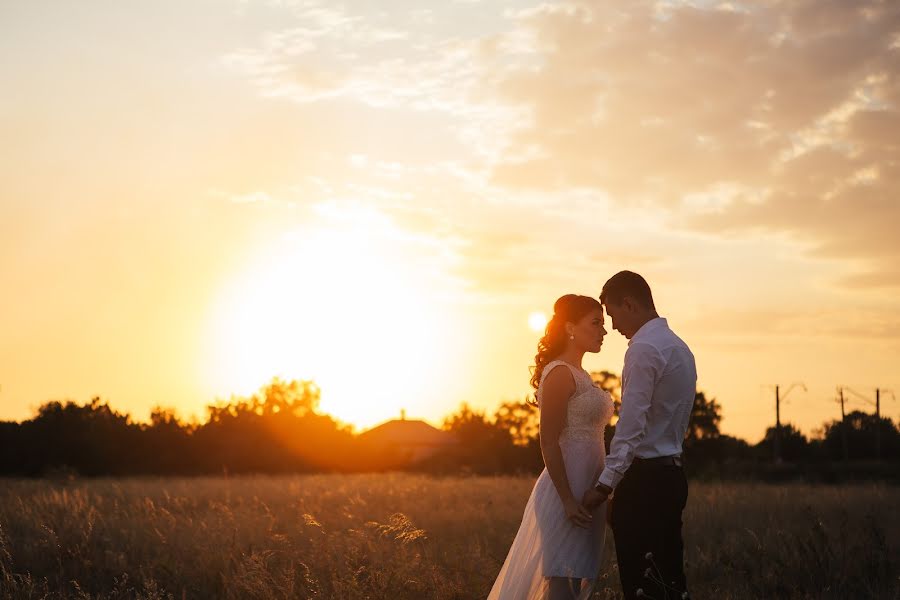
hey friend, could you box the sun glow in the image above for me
[528,311,548,333]
[203,206,463,430]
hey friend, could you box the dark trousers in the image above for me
[610,462,689,600]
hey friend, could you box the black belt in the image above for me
[633,455,683,467]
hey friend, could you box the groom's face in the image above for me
[603,300,634,339]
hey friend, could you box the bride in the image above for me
[488,294,614,600]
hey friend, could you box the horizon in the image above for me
[1,374,890,446]
[2,1,898,444]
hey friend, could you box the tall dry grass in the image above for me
[0,475,896,599]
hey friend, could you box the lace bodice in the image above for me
[537,360,614,442]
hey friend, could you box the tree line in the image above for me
[430,372,900,480]
[0,375,897,479]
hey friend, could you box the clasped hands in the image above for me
[565,483,613,529]
[581,482,612,511]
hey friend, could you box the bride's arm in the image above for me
[539,366,592,529]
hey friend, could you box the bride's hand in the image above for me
[563,498,593,529]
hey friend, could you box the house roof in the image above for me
[359,419,457,447]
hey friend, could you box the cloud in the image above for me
[231,191,272,204]
[222,2,429,105]
[684,305,900,342]
[473,0,900,286]
[223,0,900,291]
[222,1,532,166]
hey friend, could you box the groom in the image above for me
[582,271,697,600]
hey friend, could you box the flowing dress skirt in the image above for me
[488,436,608,599]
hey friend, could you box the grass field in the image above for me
[0,474,897,599]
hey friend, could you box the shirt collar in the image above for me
[628,317,667,346]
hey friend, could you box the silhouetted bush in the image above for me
[1,377,897,478]
[819,410,900,460]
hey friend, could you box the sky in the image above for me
[1,0,898,442]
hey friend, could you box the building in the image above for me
[359,411,458,465]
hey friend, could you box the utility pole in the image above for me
[836,386,848,461]
[875,388,881,460]
[775,385,781,462]
[770,382,806,463]
[844,387,895,460]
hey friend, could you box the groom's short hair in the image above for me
[600,271,655,310]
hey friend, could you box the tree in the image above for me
[195,378,354,474]
[756,423,809,462]
[590,371,622,452]
[819,410,899,460]
[17,397,140,476]
[142,407,195,474]
[493,399,539,446]
[442,403,512,453]
[590,370,622,418]
[206,377,320,422]
[438,403,536,473]
[681,392,744,467]
[685,391,722,444]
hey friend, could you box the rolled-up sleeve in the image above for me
[598,342,665,489]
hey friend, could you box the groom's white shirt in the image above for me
[597,317,697,489]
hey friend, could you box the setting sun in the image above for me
[528,311,548,333]
[202,204,464,429]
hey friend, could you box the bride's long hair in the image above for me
[529,294,602,400]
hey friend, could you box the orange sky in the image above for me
[2,0,898,441]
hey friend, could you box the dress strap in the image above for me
[537,360,584,408]
[539,360,577,386]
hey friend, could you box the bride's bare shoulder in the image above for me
[540,363,575,399]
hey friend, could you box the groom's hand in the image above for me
[582,486,609,511]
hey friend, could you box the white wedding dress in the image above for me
[488,360,614,599]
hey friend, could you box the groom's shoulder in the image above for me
[665,328,696,361]
[667,325,692,346]
[650,325,694,357]
[624,339,665,362]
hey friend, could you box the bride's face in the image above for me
[569,307,607,353]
